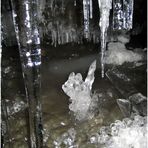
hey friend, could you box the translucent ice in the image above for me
[89,0,93,19]
[113,0,134,30]
[90,115,147,148]
[98,0,112,77]
[3,100,26,117]
[54,128,77,148]
[117,99,131,117]
[62,60,98,121]
[83,0,90,38]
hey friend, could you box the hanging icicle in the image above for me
[98,0,112,78]
[113,0,134,30]
[74,0,77,6]
[89,0,93,19]
[122,0,134,29]
[112,0,123,30]
[83,0,90,38]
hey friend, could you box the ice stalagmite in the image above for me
[98,0,112,77]
[62,60,98,121]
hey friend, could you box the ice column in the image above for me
[62,60,98,121]
[123,0,134,29]
[113,0,134,30]
[112,0,123,29]
[10,0,43,147]
[98,0,112,77]
[83,0,90,38]
[1,100,11,148]
[89,0,93,19]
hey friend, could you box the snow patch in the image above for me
[105,42,142,65]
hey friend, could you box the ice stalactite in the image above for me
[82,0,93,38]
[98,0,112,78]
[37,0,46,22]
[89,0,93,19]
[10,0,43,147]
[112,0,123,30]
[62,60,98,121]
[113,0,134,30]
[38,0,101,46]
[123,0,134,29]
[74,0,77,6]
[83,0,90,38]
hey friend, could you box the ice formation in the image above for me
[3,99,26,117]
[113,0,134,30]
[90,115,147,148]
[38,0,100,46]
[53,128,77,148]
[83,0,93,38]
[62,60,98,121]
[98,0,112,77]
[83,0,90,38]
[105,42,142,65]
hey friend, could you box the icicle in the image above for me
[89,0,93,19]
[98,0,112,78]
[112,0,123,30]
[10,0,43,147]
[113,0,134,30]
[74,0,76,6]
[122,0,134,30]
[1,100,11,147]
[61,0,65,14]
[83,0,90,38]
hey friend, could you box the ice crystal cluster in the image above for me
[62,60,98,121]
[4,99,26,116]
[53,128,77,148]
[90,115,147,148]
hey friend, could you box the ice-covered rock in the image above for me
[105,42,142,65]
[62,60,98,121]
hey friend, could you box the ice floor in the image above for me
[2,43,147,147]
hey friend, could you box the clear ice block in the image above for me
[62,60,98,121]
